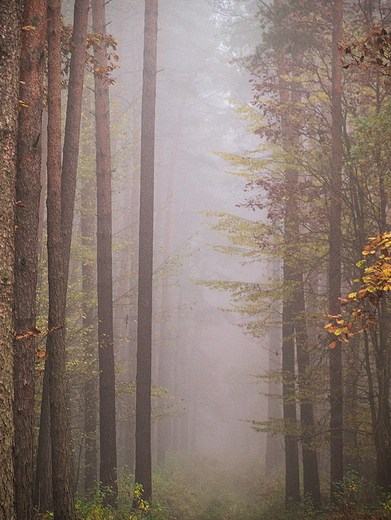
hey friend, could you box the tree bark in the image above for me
[13,2,46,518]
[134,0,158,503]
[61,0,89,281]
[0,1,22,518]
[91,0,118,502]
[329,0,344,498]
[81,172,98,493]
[46,0,76,517]
[34,362,53,513]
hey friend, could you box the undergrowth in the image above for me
[35,457,391,520]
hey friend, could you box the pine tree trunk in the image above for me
[61,0,89,279]
[0,1,22,518]
[46,0,76,517]
[91,0,118,501]
[13,1,46,518]
[134,0,158,503]
[34,363,53,513]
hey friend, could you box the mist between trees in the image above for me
[2,1,391,519]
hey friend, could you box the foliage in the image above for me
[341,27,391,81]
[325,232,391,347]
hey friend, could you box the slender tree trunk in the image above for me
[0,1,22,518]
[46,0,76,517]
[278,60,300,506]
[61,0,89,279]
[34,362,53,513]
[134,0,158,503]
[329,0,344,498]
[13,1,46,519]
[295,290,321,508]
[373,301,391,491]
[81,173,98,493]
[91,0,118,501]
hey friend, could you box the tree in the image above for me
[13,1,46,518]
[134,0,158,503]
[91,0,118,501]
[329,0,344,497]
[46,0,76,517]
[0,1,22,518]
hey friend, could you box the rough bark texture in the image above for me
[0,2,22,519]
[34,362,53,513]
[134,0,158,503]
[13,1,46,518]
[91,0,118,501]
[61,0,89,280]
[46,0,76,517]
[329,0,344,497]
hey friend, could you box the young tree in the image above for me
[134,0,158,502]
[13,1,46,518]
[91,0,118,501]
[0,1,22,518]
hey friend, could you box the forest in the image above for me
[2,0,391,519]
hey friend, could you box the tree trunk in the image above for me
[81,173,98,493]
[295,289,321,508]
[134,0,158,503]
[278,56,300,506]
[13,1,46,519]
[34,362,53,513]
[61,0,89,280]
[0,1,22,518]
[91,0,118,502]
[46,0,76,517]
[373,300,391,491]
[329,0,344,498]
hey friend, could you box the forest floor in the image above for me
[37,454,391,519]
[150,454,391,520]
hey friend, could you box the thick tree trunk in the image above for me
[134,0,158,503]
[46,0,76,518]
[329,0,344,498]
[0,1,22,519]
[91,0,118,501]
[13,1,46,519]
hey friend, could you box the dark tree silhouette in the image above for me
[92,0,118,501]
[134,0,158,503]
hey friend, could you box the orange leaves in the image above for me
[324,233,391,348]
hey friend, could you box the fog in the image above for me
[99,0,271,473]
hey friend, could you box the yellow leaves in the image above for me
[22,25,36,31]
